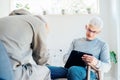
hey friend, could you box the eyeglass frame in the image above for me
[86,25,101,34]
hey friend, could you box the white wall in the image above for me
[0,0,10,17]
[46,14,100,50]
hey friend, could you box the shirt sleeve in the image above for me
[96,43,111,73]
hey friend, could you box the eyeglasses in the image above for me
[87,28,99,34]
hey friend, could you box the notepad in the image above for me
[64,50,92,68]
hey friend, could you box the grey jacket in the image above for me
[0,15,50,80]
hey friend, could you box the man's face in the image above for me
[86,24,101,40]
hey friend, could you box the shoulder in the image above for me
[96,38,109,48]
[71,37,85,44]
[96,38,106,44]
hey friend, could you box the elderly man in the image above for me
[48,16,111,80]
[0,9,50,80]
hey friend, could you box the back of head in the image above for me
[9,9,32,16]
[88,16,103,29]
[9,9,48,33]
[9,9,47,24]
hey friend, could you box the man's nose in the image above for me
[89,32,94,36]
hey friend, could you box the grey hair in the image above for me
[9,9,32,16]
[88,16,103,29]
